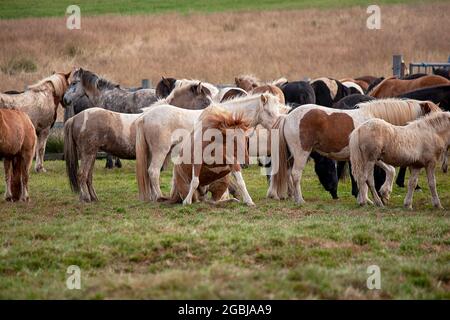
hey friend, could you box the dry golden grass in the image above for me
[1,2,449,92]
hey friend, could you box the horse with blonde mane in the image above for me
[0,109,37,202]
[135,93,289,202]
[160,107,252,205]
[0,72,70,172]
[350,112,450,209]
[368,75,449,98]
[268,99,441,205]
[235,75,286,104]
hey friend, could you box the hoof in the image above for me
[35,167,47,173]
[246,202,256,207]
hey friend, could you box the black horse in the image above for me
[433,67,450,80]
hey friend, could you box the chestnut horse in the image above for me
[368,75,449,98]
[350,112,449,209]
[268,99,441,205]
[0,72,70,172]
[162,107,251,205]
[0,109,37,202]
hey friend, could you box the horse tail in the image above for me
[64,117,79,193]
[11,157,22,201]
[349,128,365,184]
[268,116,289,199]
[135,118,151,201]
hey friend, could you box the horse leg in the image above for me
[403,167,420,209]
[148,150,169,201]
[396,166,406,187]
[442,148,448,173]
[105,154,114,169]
[183,165,201,206]
[312,154,339,200]
[87,165,98,201]
[291,150,310,205]
[376,161,396,204]
[78,153,96,202]
[35,128,50,173]
[425,164,443,209]
[367,163,384,207]
[19,151,34,202]
[231,170,255,206]
[115,157,122,168]
[3,158,12,201]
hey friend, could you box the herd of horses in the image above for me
[0,67,449,209]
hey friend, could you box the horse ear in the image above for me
[235,77,239,85]
[64,71,71,79]
[162,77,170,87]
[260,94,268,105]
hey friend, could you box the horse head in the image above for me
[166,82,212,110]
[155,77,177,98]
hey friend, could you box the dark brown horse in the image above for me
[0,109,37,202]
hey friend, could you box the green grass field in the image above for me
[0,160,448,299]
[0,0,436,19]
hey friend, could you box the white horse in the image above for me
[350,112,449,209]
[136,93,289,202]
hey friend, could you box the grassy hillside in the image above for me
[0,160,448,299]
[0,0,435,19]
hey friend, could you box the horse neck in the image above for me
[221,97,258,125]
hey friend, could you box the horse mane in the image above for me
[75,69,120,95]
[236,74,261,86]
[28,73,68,97]
[408,111,450,132]
[199,106,250,133]
[358,98,440,125]
[271,77,288,87]
[176,79,219,98]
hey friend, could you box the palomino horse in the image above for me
[268,99,441,205]
[162,107,252,205]
[63,68,158,113]
[350,112,450,209]
[64,108,143,202]
[368,75,449,98]
[235,75,286,104]
[0,72,70,172]
[0,109,37,202]
[136,93,288,202]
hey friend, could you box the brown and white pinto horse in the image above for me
[268,99,442,205]
[162,106,252,205]
[0,109,37,202]
[368,75,449,98]
[0,72,70,172]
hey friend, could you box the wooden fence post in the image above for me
[141,79,150,89]
[393,54,403,77]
